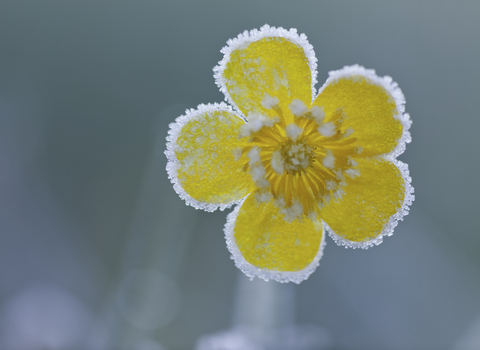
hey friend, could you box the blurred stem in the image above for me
[233,272,296,333]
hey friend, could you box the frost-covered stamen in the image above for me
[348,158,358,167]
[343,126,354,138]
[275,197,304,222]
[318,122,336,137]
[331,169,344,182]
[261,93,280,109]
[271,150,285,174]
[344,157,360,178]
[247,146,269,188]
[310,105,325,124]
[240,113,280,137]
[285,123,303,141]
[322,150,335,169]
[325,180,337,191]
[289,99,308,117]
[255,190,272,203]
[333,187,346,200]
[345,168,361,178]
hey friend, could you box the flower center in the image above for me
[278,138,315,175]
[238,95,361,220]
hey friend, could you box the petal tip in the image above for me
[325,159,414,249]
[214,24,318,116]
[165,103,247,212]
[224,197,326,283]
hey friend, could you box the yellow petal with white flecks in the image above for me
[313,67,404,157]
[321,158,406,246]
[220,35,313,126]
[233,194,323,272]
[169,105,255,211]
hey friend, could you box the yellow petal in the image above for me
[225,194,325,283]
[320,158,414,248]
[166,103,255,211]
[215,25,316,126]
[313,65,411,157]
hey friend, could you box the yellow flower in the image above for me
[165,25,414,283]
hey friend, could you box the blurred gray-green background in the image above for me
[0,1,479,349]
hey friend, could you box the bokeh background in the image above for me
[0,1,479,349]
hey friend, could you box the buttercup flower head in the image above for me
[165,25,414,283]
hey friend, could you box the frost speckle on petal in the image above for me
[289,99,308,117]
[318,122,336,137]
[232,147,242,161]
[285,123,303,141]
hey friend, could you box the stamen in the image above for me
[289,99,308,116]
[325,180,337,191]
[240,113,280,137]
[333,187,346,200]
[255,190,272,203]
[322,150,335,169]
[343,126,354,137]
[348,158,358,167]
[247,146,269,188]
[271,150,285,174]
[318,122,336,137]
[310,105,325,124]
[285,123,303,141]
[278,199,304,222]
[345,168,361,178]
[261,93,280,109]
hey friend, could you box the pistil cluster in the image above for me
[275,138,315,175]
